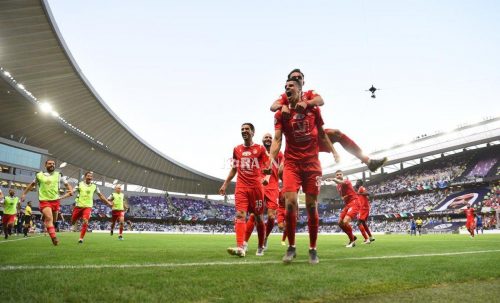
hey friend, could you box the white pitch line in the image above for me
[337,249,500,261]
[0,235,43,244]
[0,249,499,271]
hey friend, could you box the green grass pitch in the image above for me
[0,232,499,302]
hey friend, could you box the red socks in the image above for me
[340,223,355,241]
[80,223,88,239]
[119,225,123,236]
[307,208,319,249]
[256,220,265,248]
[363,222,372,238]
[286,208,297,246]
[359,224,368,240]
[235,218,246,247]
[245,215,255,242]
[265,217,275,238]
[47,226,56,239]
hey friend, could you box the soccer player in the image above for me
[108,185,128,240]
[410,219,417,236]
[71,171,112,243]
[464,205,475,238]
[268,78,335,264]
[1,189,21,239]
[23,201,33,237]
[354,180,375,244]
[219,123,267,257]
[244,133,284,251]
[415,217,423,236]
[270,68,387,172]
[21,159,73,245]
[476,214,483,235]
[327,170,360,248]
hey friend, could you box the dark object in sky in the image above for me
[366,85,378,98]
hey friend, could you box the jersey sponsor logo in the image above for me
[253,149,258,154]
[242,151,252,156]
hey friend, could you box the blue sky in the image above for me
[47,0,500,179]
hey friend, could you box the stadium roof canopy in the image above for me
[0,0,232,195]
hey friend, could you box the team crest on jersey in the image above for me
[242,151,252,156]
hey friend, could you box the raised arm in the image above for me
[59,182,74,200]
[97,192,112,207]
[21,181,37,202]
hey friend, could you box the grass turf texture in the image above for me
[0,233,499,302]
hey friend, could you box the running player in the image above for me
[270,68,387,172]
[475,214,483,235]
[268,78,335,264]
[326,170,360,248]
[244,133,284,252]
[220,123,267,257]
[108,185,128,240]
[23,201,33,237]
[21,159,73,245]
[354,180,375,244]
[464,205,475,238]
[1,189,21,239]
[71,171,112,243]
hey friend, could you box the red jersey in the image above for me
[232,144,267,188]
[274,106,324,162]
[357,186,370,209]
[263,151,283,190]
[336,179,358,204]
[279,90,319,106]
[465,208,475,220]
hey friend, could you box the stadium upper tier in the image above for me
[324,117,500,177]
[0,0,231,194]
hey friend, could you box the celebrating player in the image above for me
[23,201,33,237]
[270,68,387,172]
[71,171,112,243]
[21,159,73,245]
[108,185,128,240]
[268,78,335,264]
[220,123,267,257]
[464,205,475,238]
[244,133,284,252]
[326,170,360,248]
[1,189,21,239]
[354,180,375,244]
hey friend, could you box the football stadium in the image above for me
[1,1,499,302]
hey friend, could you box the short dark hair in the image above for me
[356,180,364,186]
[84,171,93,177]
[335,169,343,174]
[242,123,255,133]
[287,68,304,79]
[45,159,55,164]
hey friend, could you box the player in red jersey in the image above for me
[268,78,335,264]
[327,170,360,248]
[220,123,268,257]
[271,68,387,172]
[354,180,375,244]
[464,205,475,238]
[244,133,284,252]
